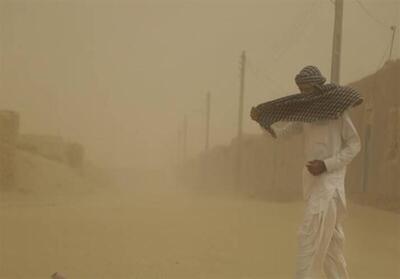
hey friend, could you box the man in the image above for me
[250,65,362,279]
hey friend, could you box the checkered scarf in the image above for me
[252,83,363,132]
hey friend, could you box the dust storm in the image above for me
[0,1,399,279]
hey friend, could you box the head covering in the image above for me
[251,79,363,136]
[295,65,326,87]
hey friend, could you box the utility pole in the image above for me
[203,92,211,185]
[389,25,397,61]
[235,50,246,188]
[330,0,344,84]
[205,92,211,152]
[183,114,188,162]
[176,128,182,184]
[177,129,181,165]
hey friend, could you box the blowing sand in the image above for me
[0,171,399,279]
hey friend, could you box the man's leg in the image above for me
[323,198,349,279]
[295,198,337,279]
[295,211,321,279]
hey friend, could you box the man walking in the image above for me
[251,65,362,279]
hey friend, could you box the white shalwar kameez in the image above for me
[272,110,361,279]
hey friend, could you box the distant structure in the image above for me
[51,272,67,279]
[17,134,66,162]
[0,112,87,191]
[0,110,20,189]
[66,142,84,169]
[17,135,85,171]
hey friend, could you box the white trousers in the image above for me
[295,192,349,279]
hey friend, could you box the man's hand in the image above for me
[306,160,327,176]
[266,127,277,139]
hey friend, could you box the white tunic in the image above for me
[271,110,361,214]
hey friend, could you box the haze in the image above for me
[1,0,398,169]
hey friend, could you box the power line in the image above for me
[245,2,320,95]
[353,0,399,69]
[243,0,320,97]
[246,56,286,94]
[355,0,393,29]
[271,0,320,62]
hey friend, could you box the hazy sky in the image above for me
[1,0,399,169]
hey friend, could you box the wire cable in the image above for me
[355,0,393,29]
[270,0,321,63]
[246,56,291,101]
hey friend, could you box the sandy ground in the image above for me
[0,172,399,279]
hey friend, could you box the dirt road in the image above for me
[1,174,399,279]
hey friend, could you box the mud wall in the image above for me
[184,60,400,202]
[0,111,20,189]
